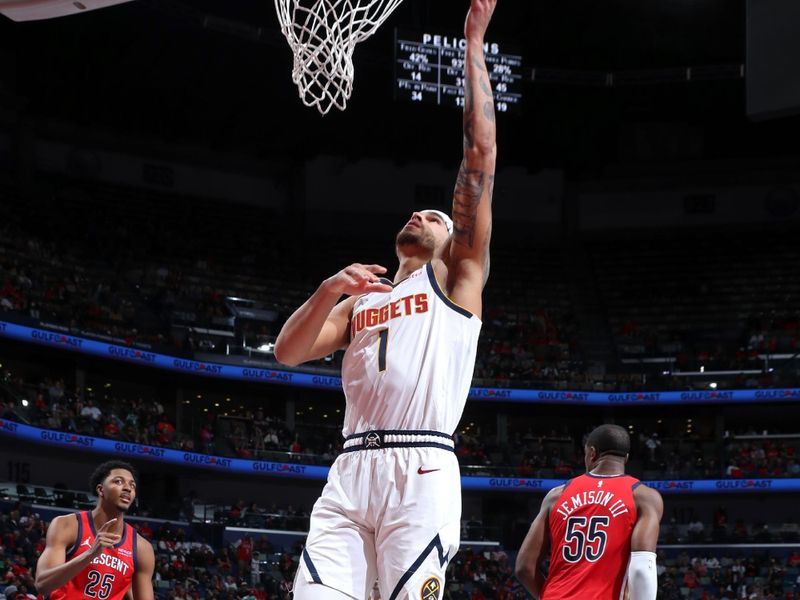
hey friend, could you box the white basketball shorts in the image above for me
[294,430,461,600]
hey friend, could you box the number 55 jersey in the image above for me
[542,473,640,600]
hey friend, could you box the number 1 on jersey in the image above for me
[377,329,389,372]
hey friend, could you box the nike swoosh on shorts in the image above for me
[417,467,441,475]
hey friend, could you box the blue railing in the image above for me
[2,320,798,405]
[1,419,798,494]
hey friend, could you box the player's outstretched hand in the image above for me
[89,518,121,558]
[325,264,393,297]
[465,0,497,42]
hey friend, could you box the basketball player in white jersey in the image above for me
[274,2,498,598]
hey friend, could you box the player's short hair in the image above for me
[89,460,138,495]
[585,425,630,458]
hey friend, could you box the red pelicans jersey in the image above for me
[542,474,640,600]
[50,512,137,600]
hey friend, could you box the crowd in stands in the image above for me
[656,551,800,600]
[0,179,583,390]
[470,244,581,390]
[3,501,800,599]
[441,547,527,599]
[0,370,195,453]
[0,505,298,599]
[4,363,800,482]
[0,508,42,599]
[591,231,800,379]
[22,479,800,549]
[201,500,311,533]
[633,429,800,482]
[144,521,296,600]
[0,368,343,466]
[6,466,798,550]
[6,178,798,391]
[661,504,800,546]
[723,438,800,480]
[0,501,533,599]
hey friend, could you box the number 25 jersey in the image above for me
[341,262,482,436]
[50,511,137,600]
[542,474,640,600]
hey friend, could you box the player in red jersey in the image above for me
[515,425,663,600]
[35,460,155,600]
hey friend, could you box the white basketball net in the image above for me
[275,0,405,114]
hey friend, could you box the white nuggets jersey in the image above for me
[341,262,482,435]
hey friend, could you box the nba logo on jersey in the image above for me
[420,576,441,599]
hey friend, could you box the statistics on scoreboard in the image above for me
[394,29,523,113]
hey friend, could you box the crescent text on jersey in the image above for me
[89,553,131,576]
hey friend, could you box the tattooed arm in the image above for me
[442,0,497,317]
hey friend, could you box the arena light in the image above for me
[21,399,29,407]
[673,369,762,376]
[0,0,136,22]
[709,382,718,389]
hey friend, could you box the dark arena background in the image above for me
[1,0,800,599]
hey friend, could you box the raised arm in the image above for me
[274,264,392,367]
[446,0,497,301]
[515,485,561,599]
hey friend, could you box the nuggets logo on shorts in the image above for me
[420,576,441,600]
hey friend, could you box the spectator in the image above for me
[687,519,705,543]
[79,400,102,423]
[235,535,253,576]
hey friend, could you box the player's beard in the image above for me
[396,226,435,253]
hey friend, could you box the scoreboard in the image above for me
[394,30,523,113]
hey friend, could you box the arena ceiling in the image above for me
[0,0,796,173]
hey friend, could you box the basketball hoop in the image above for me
[274,0,405,115]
